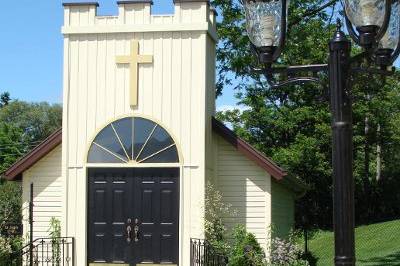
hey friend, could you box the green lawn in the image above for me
[308,219,400,265]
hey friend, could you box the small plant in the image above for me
[48,218,61,265]
[204,181,237,255]
[0,235,23,265]
[0,236,13,259]
[228,225,265,266]
[268,236,310,266]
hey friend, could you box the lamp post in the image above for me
[242,0,400,265]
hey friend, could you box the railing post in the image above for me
[190,238,228,266]
[29,183,34,266]
[190,239,193,266]
[72,237,75,266]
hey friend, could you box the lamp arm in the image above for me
[261,64,328,75]
[259,61,393,89]
[376,0,393,42]
[345,14,361,45]
[258,63,328,89]
[272,0,287,61]
[269,77,324,89]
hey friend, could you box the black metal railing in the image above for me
[190,238,228,266]
[10,237,75,266]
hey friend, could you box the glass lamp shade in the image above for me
[344,0,385,28]
[243,0,288,48]
[379,0,400,49]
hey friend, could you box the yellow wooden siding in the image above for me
[62,2,216,265]
[214,133,271,250]
[22,145,63,241]
[271,180,295,239]
[205,33,217,185]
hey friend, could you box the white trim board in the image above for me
[62,23,218,42]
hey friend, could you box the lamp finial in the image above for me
[336,18,342,31]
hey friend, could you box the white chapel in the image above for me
[5,1,305,265]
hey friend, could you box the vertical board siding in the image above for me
[65,32,209,161]
[62,3,215,265]
[214,133,271,250]
[22,145,63,241]
[271,181,295,239]
[64,29,209,266]
[205,35,216,185]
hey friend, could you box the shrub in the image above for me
[0,235,23,265]
[0,181,22,265]
[0,181,21,235]
[48,217,61,265]
[204,181,236,255]
[300,251,318,266]
[228,225,265,266]
[268,236,310,266]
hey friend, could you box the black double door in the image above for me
[88,168,179,265]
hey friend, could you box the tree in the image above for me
[0,101,62,143]
[0,92,10,108]
[212,0,400,229]
[0,123,27,174]
[0,97,63,250]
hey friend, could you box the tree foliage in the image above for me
[0,100,62,173]
[0,181,21,233]
[0,92,10,108]
[211,0,400,229]
[0,94,62,242]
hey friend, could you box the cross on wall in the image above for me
[116,40,153,107]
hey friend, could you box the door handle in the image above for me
[134,218,140,242]
[126,218,132,243]
[126,225,132,243]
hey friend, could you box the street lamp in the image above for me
[242,0,400,265]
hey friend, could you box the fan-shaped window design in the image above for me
[88,117,179,164]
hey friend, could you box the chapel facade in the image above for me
[5,1,305,265]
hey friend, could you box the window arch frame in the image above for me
[86,116,182,165]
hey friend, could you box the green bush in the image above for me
[228,225,265,266]
[205,181,236,255]
[269,236,310,266]
[0,181,21,234]
[48,217,61,265]
[0,235,23,265]
[0,181,22,266]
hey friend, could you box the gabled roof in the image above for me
[3,128,62,181]
[212,117,287,180]
[3,119,306,194]
[212,118,308,196]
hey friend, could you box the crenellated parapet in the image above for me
[62,0,217,40]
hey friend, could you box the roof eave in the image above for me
[3,128,62,181]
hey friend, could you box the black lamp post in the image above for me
[242,0,400,265]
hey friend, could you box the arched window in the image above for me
[88,117,179,164]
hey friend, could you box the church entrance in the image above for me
[86,117,181,265]
[88,167,179,265]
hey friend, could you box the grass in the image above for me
[307,219,400,266]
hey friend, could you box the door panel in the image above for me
[88,168,179,265]
[89,169,134,263]
[133,168,179,265]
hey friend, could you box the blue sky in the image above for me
[0,0,237,110]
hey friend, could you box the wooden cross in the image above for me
[116,40,153,107]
